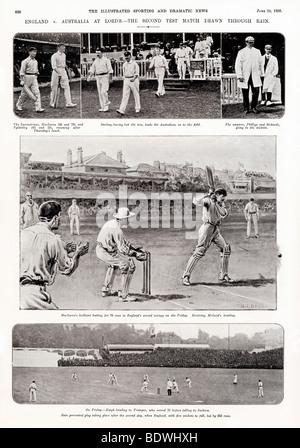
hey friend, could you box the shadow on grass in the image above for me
[133,293,190,302]
[192,278,275,288]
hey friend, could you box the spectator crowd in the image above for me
[57,347,283,369]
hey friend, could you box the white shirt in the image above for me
[20,201,39,228]
[122,60,139,78]
[51,51,67,70]
[89,56,113,75]
[21,222,75,284]
[149,55,168,69]
[175,48,187,60]
[244,202,259,214]
[201,198,228,225]
[97,219,131,255]
[68,204,80,216]
[20,57,39,76]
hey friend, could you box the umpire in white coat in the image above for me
[235,36,263,115]
[261,45,279,106]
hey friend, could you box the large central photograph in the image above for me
[20,135,277,310]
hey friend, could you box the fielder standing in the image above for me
[87,48,113,112]
[149,47,170,98]
[20,192,39,229]
[258,379,264,398]
[50,43,77,108]
[16,47,45,113]
[167,378,173,396]
[29,380,37,402]
[117,51,141,115]
[68,199,81,235]
[182,188,232,285]
[96,207,147,301]
[244,198,260,239]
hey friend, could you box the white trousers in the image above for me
[50,68,72,106]
[96,74,110,108]
[119,78,140,113]
[247,214,259,237]
[17,75,42,110]
[29,389,37,402]
[155,68,166,95]
[70,215,80,235]
[177,59,187,79]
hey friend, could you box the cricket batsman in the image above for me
[50,43,77,108]
[96,207,148,301]
[16,47,45,113]
[182,167,232,285]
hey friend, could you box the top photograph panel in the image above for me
[13,32,284,119]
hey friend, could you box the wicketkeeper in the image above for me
[182,187,232,285]
[96,207,147,301]
[16,47,45,113]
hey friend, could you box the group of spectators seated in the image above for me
[57,347,283,369]
[82,34,220,58]
[24,176,165,192]
[58,356,102,367]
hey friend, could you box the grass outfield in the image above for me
[13,366,283,405]
[45,213,277,310]
[222,103,284,119]
[13,81,81,119]
[81,80,221,119]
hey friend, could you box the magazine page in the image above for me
[0,0,299,432]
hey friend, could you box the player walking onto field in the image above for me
[182,188,232,286]
[50,43,77,108]
[16,47,45,113]
[149,47,170,97]
[87,48,113,112]
[29,380,37,402]
[96,207,147,301]
[117,51,141,115]
[244,198,260,239]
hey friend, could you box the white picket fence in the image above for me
[81,58,222,81]
[222,73,282,104]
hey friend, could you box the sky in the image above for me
[21,135,276,176]
[133,323,282,340]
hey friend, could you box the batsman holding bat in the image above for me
[16,47,45,113]
[182,166,232,286]
[96,207,148,302]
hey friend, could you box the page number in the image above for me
[15,10,21,14]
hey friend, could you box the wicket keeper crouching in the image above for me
[182,188,232,286]
[96,207,147,301]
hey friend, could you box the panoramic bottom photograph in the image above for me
[12,323,284,405]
